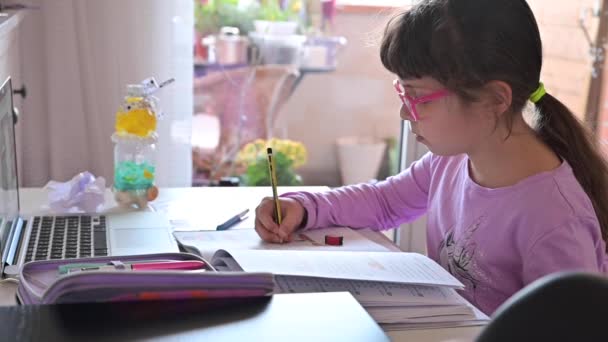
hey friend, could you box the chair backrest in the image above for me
[475,272,608,342]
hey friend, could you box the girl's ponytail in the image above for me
[534,88,608,251]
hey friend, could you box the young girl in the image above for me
[254,0,608,315]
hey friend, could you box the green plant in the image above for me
[257,0,293,22]
[194,0,258,35]
[241,152,302,186]
[236,138,307,186]
[194,0,304,36]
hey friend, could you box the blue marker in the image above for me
[216,209,249,231]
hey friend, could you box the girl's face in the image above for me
[396,77,495,156]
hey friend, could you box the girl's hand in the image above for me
[254,197,305,244]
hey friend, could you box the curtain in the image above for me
[18,0,193,187]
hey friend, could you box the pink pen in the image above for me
[130,261,206,271]
[68,260,208,274]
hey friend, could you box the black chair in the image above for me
[476,271,608,342]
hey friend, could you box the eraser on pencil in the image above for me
[324,235,343,246]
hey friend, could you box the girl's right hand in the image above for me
[254,197,305,244]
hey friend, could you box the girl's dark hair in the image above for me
[380,0,608,251]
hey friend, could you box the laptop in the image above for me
[0,77,178,277]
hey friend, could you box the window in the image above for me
[192,0,403,188]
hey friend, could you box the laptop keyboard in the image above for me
[24,215,108,262]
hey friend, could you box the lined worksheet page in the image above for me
[274,276,465,306]
[218,250,463,288]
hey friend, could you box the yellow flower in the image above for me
[236,138,307,168]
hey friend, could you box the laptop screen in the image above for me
[0,77,18,237]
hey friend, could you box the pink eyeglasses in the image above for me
[393,79,452,121]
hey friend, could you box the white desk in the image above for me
[12,187,484,342]
[18,187,331,229]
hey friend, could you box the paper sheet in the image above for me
[367,305,474,324]
[380,302,490,330]
[275,275,466,306]
[215,249,463,288]
[174,227,394,261]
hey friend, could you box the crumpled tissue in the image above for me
[45,172,106,213]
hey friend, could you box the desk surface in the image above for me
[11,187,484,341]
[18,187,331,230]
[0,292,389,342]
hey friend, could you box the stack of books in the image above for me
[210,248,489,331]
[175,227,490,331]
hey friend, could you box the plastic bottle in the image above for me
[112,77,173,208]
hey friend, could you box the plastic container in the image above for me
[301,36,347,70]
[336,137,387,185]
[112,80,167,208]
[253,20,299,35]
[249,32,306,66]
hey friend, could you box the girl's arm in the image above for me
[284,152,435,231]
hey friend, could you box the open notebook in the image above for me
[174,227,399,261]
[210,249,463,287]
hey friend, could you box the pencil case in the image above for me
[16,252,275,305]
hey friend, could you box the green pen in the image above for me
[58,259,175,275]
[58,263,107,275]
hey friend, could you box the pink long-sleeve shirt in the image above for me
[285,152,608,314]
